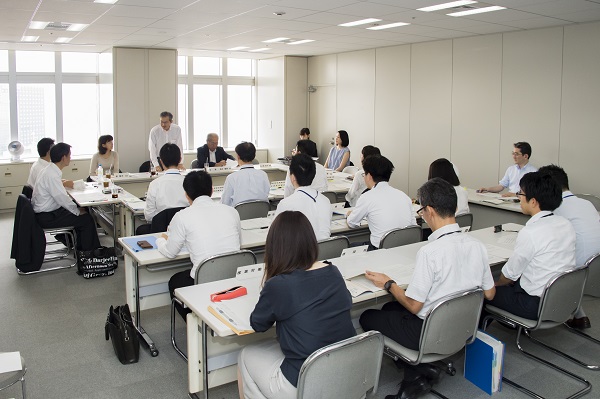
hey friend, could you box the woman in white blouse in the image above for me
[89,135,119,176]
[428,158,469,215]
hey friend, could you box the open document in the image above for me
[207,292,259,335]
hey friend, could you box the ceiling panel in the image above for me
[327,2,411,17]
[272,0,362,12]
[31,11,99,24]
[104,5,176,19]
[37,0,112,15]
[94,15,157,27]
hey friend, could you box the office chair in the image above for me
[139,160,151,173]
[234,200,271,220]
[321,191,338,204]
[317,236,350,260]
[342,165,359,175]
[574,194,600,211]
[379,225,422,249]
[150,207,187,233]
[0,352,26,399]
[455,212,473,231]
[190,159,200,169]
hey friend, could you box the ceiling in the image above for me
[1,0,600,58]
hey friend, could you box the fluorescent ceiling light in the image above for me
[367,22,410,30]
[248,48,269,52]
[21,36,39,42]
[55,37,72,43]
[287,39,315,45]
[228,46,249,51]
[67,23,88,32]
[28,21,49,29]
[447,5,506,16]
[418,1,477,12]
[339,18,381,27]
[94,0,119,4]
[262,37,289,43]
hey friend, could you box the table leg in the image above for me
[133,260,159,357]
[187,312,202,397]
[202,320,209,399]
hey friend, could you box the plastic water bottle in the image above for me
[97,164,103,182]
[204,159,210,170]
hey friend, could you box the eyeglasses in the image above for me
[516,191,526,197]
[511,152,523,156]
[416,206,426,215]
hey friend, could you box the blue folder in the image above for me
[464,330,504,395]
[122,236,158,252]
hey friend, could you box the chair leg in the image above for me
[171,298,188,361]
[523,327,600,370]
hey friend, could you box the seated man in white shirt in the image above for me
[484,172,576,322]
[159,170,242,320]
[148,111,185,171]
[347,155,416,250]
[359,178,496,399]
[284,140,328,197]
[27,137,73,189]
[276,153,331,241]
[221,142,270,207]
[32,143,100,251]
[345,145,380,207]
[539,164,600,329]
[478,141,537,197]
[136,143,189,235]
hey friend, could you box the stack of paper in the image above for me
[208,292,258,335]
[485,244,513,265]
[241,218,271,230]
[465,330,505,394]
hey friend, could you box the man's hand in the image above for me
[501,192,516,197]
[155,165,163,172]
[215,160,227,167]
[62,179,74,189]
[477,187,488,193]
[160,233,168,240]
[364,270,392,289]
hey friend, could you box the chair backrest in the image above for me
[317,236,350,260]
[139,160,151,173]
[342,166,359,175]
[150,207,187,233]
[191,159,199,169]
[455,212,473,230]
[22,185,33,199]
[418,288,484,361]
[379,225,422,249]
[575,194,600,211]
[234,200,271,220]
[321,191,337,204]
[297,330,384,399]
[194,249,257,284]
[584,253,600,297]
[536,266,588,328]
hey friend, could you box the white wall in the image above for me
[284,57,308,155]
[308,21,600,197]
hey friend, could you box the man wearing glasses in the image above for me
[148,111,185,171]
[196,133,235,168]
[478,141,537,197]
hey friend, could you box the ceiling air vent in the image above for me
[45,22,71,31]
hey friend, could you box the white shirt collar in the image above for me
[527,210,553,225]
[562,190,574,199]
[428,223,461,242]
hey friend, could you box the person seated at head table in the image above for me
[346,155,416,250]
[157,170,241,321]
[293,127,318,158]
[196,133,235,168]
[89,134,119,177]
[284,139,328,198]
[221,142,270,207]
[345,145,381,208]
[324,130,351,172]
[359,177,496,399]
[428,158,469,215]
[237,211,356,399]
[538,164,600,330]
[136,143,189,235]
[28,137,73,189]
[478,141,537,197]
[276,153,331,241]
[148,111,185,171]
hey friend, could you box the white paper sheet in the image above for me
[0,352,22,373]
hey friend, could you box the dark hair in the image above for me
[37,137,55,157]
[160,111,173,121]
[337,130,349,147]
[362,155,394,183]
[264,211,318,282]
[50,142,71,163]
[538,164,569,191]
[159,143,181,168]
[183,171,212,200]
[97,135,113,155]
[300,127,310,136]
[428,158,460,186]
[295,139,314,155]
[514,142,532,158]
[519,172,562,211]
[289,153,316,187]
[235,142,256,163]
[361,145,380,166]
[417,177,457,219]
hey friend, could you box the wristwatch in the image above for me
[384,279,396,293]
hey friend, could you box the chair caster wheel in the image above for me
[151,349,159,357]
[446,368,456,376]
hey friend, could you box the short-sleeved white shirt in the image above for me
[275,187,331,241]
[221,165,270,207]
[499,163,537,193]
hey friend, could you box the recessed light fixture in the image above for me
[287,39,315,45]
[67,23,88,32]
[367,22,410,30]
[417,1,477,12]
[54,37,72,43]
[228,46,249,51]
[338,18,381,27]
[262,37,290,43]
[94,0,119,4]
[248,48,269,52]
[21,36,39,42]
[273,11,286,16]
[28,21,49,29]
[447,5,506,16]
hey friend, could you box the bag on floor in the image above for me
[105,304,140,364]
[77,246,118,278]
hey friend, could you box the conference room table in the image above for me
[466,188,529,230]
[175,223,522,398]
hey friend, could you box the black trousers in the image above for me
[135,223,152,235]
[350,241,378,251]
[482,279,540,323]
[36,207,100,251]
[169,269,194,321]
[360,302,427,381]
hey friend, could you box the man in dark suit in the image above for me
[196,133,235,167]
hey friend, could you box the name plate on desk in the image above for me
[326,170,334,180]
[270,180,285,189]
[258,163,272,168]
[341,246,368,257]
[208,166,232,172]
[236,264,264,280]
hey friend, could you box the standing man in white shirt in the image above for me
[276,153,331,241]
[32,143,100,251]
[484,172,576,322]
[148,111,184,171]
[158,170,242,320]
[136,143,189,235]
[347,155,416,250]
[221,142,270,207]
[538,164,600,329]
[345,145,380,207]
[478,141,537,197]
[359,178,496,399]
[284,140,328,197]
[27,137,73,189]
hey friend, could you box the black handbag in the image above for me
[77,246,118,278]
[105,304,140,364]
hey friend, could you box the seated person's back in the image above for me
[284,140,328,197]
[221,142,270,207]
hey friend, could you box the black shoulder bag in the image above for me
[105,304,140,364]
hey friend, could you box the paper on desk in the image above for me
[122,198,145,211]
[345,263,414,297]
[485,244,513,261]
[208,293,258,335]
[0,352,22,373]
[74,192,110,203]
[497,235,517,245]
[482,198,504,205]
[241,218,271,230]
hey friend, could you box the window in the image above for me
[62,84,100,154]
[16,51,55,73]
[0,50,8,72]
[193,85,221,145]
[62,52,98,73]
[193,57,220,76]
[227,85,252,145]
[17,84,56,157]
[0,85,10,154]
